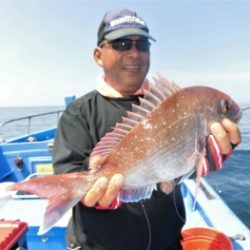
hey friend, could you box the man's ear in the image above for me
[93,47,103,67]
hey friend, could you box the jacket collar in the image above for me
[96,74,149,98]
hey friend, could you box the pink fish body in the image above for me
[7,76,242,234]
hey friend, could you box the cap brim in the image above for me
[105,28,156,42]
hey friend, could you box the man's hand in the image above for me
[202,118,241,175]
[210,118,241,154]
[81,174,124,208]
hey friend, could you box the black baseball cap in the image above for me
[97,9,156,46]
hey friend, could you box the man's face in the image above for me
[96,35,150,95]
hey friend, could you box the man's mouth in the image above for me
[123,65,140,72]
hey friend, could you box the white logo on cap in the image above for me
[110,15,145,27]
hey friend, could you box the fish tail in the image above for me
[6,174,80,198]
[38,191,85,235]
[6,173,93,234]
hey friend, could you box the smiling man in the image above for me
[53,9,241,250]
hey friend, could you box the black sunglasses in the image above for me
[102,38,151,52]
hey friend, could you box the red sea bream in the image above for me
[7,76,242,235]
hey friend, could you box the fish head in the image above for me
[182,86,242,125]
[207,87,242,124]
[218,97,242,123]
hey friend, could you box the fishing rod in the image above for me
[242,106,250,112]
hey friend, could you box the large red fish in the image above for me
[7,76,242,235]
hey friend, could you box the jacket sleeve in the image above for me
[52,103,94,174]
[52,103,123,210]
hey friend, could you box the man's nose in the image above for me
[127,41,140,55]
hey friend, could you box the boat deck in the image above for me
[1,179,249,249]
[182,179,250,250]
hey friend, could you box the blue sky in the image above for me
[0,0,249,106]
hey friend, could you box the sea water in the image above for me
[0,105,249,228]
[205,103,250,229]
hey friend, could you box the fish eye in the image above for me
[220,99,231,114]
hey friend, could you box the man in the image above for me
[53,9,241,250]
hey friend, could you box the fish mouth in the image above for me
[235,110,242,123]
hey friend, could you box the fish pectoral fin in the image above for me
[120,185,157,203]
[38,192,81,235]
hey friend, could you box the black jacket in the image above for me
[53,90,185,250]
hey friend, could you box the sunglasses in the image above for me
[101,38,151,52]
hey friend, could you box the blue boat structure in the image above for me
[0,98,249,250]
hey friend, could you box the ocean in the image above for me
[0,104,249,228]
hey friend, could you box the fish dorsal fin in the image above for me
[90,75,181,166]
[133,74,181,116]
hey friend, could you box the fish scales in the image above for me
[6,76,242,234]
[97,89,205,185]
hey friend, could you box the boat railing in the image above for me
[0,110,64,141]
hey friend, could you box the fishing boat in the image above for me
[0,97,249,250]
